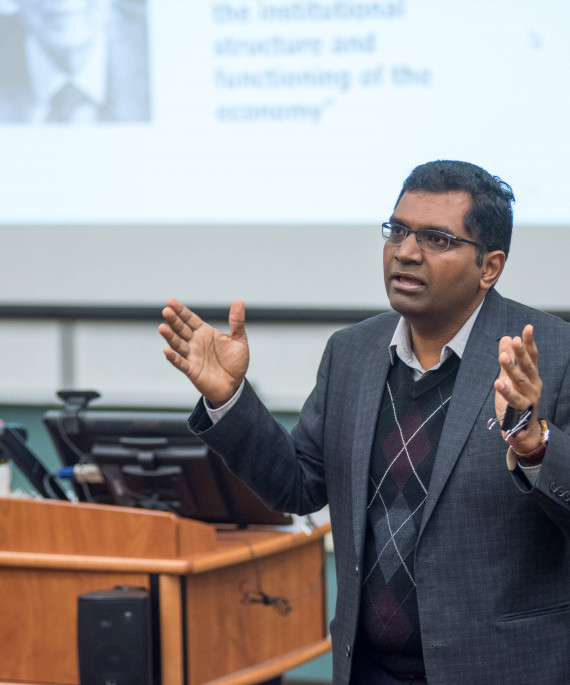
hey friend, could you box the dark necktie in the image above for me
[46,82,91,123]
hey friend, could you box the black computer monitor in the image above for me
[42,392,292,527]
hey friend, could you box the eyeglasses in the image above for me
[381,222,481,253]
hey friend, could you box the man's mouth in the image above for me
[391,273,425,291]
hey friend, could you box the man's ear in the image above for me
[480,250,506,291]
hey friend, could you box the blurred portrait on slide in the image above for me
[0,0,151,123]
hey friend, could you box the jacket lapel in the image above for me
[418,290,508,537]
[351,318,396,562]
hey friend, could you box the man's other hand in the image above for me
[494,324,543,454]
[158,298,249,408]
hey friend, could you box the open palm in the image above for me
[159,298,249,407]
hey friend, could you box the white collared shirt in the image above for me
[389,301,484,380]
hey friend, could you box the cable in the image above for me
[234,535,324,617]
[239,579,292,616]
[55,413,95,503]
[98,464,180,515]
[42,472,67,501]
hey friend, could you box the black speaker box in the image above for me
[77,585,153,685]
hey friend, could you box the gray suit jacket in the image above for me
[189,289,570,684]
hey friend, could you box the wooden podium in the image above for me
[0,497,331,685]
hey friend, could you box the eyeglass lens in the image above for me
[383,224,450,252]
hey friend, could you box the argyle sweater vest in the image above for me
[353,354,460,680]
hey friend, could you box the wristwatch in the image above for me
[509,419,550,468]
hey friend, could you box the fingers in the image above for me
[160,301,204,360]
[520,324,538,368]
[495,324,541,409]
[228,299,247,341]
[161,299,204,340]
[493,376,532,412]
[499,326,538,381]
[158,321,190,357]
[158,299,201,368]
[160,301,199,378]
[158,299,250,403]
[162,346,193,378]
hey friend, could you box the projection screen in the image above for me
[1,0,568,311]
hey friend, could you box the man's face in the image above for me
[383,190,487,332]
[19,0,110,58]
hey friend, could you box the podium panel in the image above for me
[186,540,326,683]
[0,568,150,684]
[0,498,331,685]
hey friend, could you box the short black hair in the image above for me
[396,160,515,265]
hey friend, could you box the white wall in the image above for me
[0,224,567,410]
[0,317,342,410]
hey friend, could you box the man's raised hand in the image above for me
[494,324,543,453]
[158,298,249,408]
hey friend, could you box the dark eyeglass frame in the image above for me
[381,222,481,253]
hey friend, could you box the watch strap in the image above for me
[510,419,549,468]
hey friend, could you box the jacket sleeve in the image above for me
[186,338,334,515]
[511,353,570,532]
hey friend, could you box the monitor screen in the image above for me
[43,399,292,527]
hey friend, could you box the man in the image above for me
[0,0,150,123]
[159,161,570,684]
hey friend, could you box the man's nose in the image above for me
[395,231,423,260]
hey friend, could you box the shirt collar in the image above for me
[389,299,485,377]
